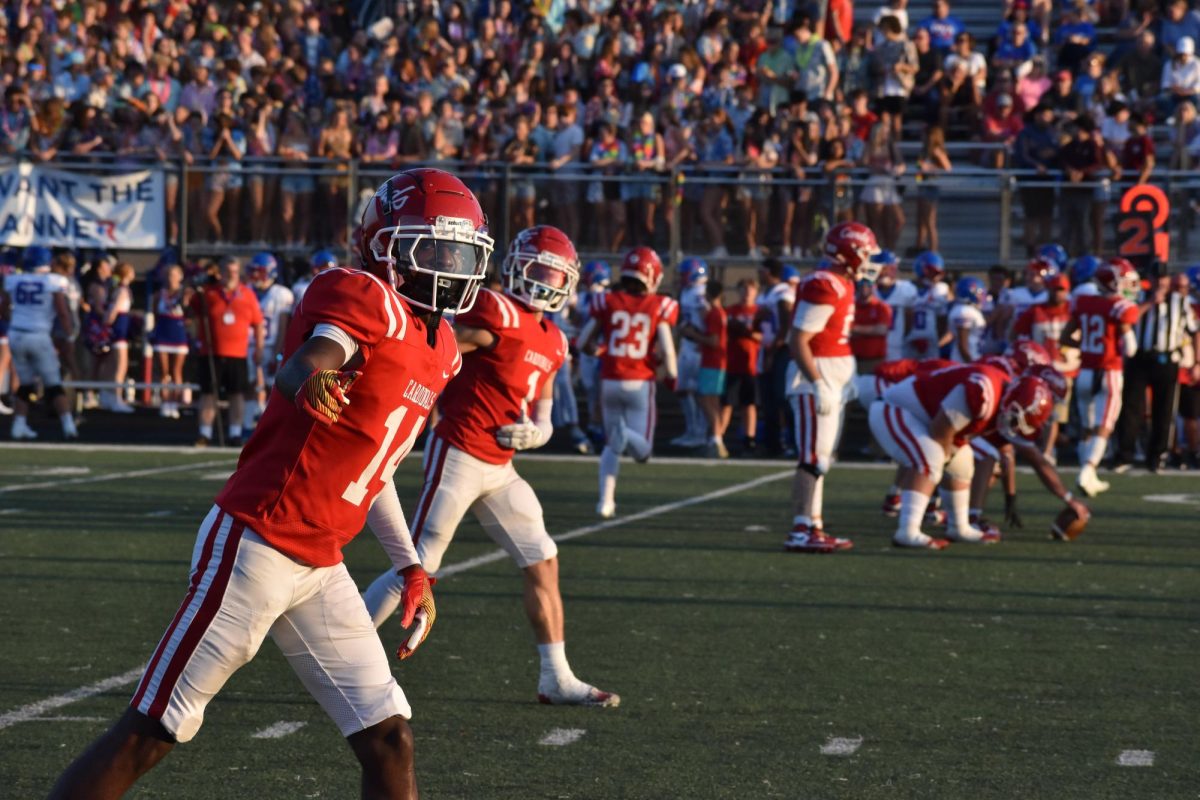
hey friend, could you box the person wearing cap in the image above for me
[982,92,1023,166]
[1162,36,1200,111]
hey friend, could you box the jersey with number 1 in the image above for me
[4,271,67,334]
[591,289,678,380]
[1070,293,1139,371]
[216,268,461,567]
[436,288,568,465]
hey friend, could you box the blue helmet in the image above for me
[1070,254,1101,286]
[872,249,899,268]
[955,276,986,305]
[248,251,278,284]
[679,257,708,286]
[1187,265,1200,295]
[782,264,802,281]
[1037,243,1069,271]
[913,251,945,282]
[23,245,52,271]
[310,248,337,273]
[582,260,611,288]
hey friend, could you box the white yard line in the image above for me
[538,728,587,746]
[0,469,789,730]
[0,666,146,730]
[1115,750,1155,767]
[0,442,234,456]
[819,736,863,756]
[251,721,308,740]
[25,715,107,723]
[0,459,234,495]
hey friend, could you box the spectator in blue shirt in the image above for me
[994,0,1043,50]
[1160,0,1200,56]
[1054,8,1097,73]
[918,0,965,54]
[994,22,1038,73]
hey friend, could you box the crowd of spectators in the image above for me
[0,0,1196,259]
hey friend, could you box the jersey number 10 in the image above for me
[342,406,427,506]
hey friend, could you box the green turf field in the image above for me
[0,445,1197,799]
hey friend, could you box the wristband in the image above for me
[1062,491,1073,504]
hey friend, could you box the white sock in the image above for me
[199,423,213,439]
[942,488,971,535]
[899,490,931,539]
[599,447,619,506]
[538,641,575,685]
[361,569,406,629]
[624,429,651,461]
[1081,435,1106,468]
[228,424,243,439]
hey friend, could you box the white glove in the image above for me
[814,379,837,415]
[495,416,545,450]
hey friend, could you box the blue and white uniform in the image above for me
[877,278,918,361]
[905,282,949,360]
[4,269,68,387]
[153,288,190,354]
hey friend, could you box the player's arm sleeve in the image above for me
[311,322,358,365]
[939,385,973,431]
[656,321,678,379]
[792,300,834,332]
[367,480,420,571]
[529,376,555,446]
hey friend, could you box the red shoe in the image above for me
[784,525,854,553]
[881,493,901,517]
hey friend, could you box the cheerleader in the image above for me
[152,264,191,419]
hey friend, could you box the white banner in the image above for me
[0,162,165,249]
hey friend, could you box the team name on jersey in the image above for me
[524,349,555,372]
[403,380,437,410]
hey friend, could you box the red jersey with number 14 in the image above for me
[1070,294,1139,371]
[436,288,568,465]
[591,289,678,380]
[216,268,461,567]
[793,269,855,358]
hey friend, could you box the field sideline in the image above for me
[0,446,1196,798]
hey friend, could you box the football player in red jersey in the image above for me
[1011,273,1076,463]
[49,169,492,800]
[360,225,618,708]
[868,362,1053,548]
[1060,258,1141,497]
[784,221,881,553]
[966,364,1091,537]
[577,246,679,518]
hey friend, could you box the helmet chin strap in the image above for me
[426,308,443,346]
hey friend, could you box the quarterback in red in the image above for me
[1060,258,1141,497]
[49,169,493,800]
[784,221,881,553]
[868,362,1052,548]
[577,246,679,518]
[361,226,618,707]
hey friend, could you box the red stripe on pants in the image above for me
[410,436,449,547]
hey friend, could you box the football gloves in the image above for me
[814,379,838,415]
[396,564,437,661]
[1004,492,1023,529]
[495,415,544,451]
[295,369,360,425]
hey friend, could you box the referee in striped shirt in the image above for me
[1115,263,1200,472]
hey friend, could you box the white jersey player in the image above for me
[291,248,338,311]
[905,251,950,360]
[948,278,988,363]
[672,257,709,447]
[1069,254,1101,300]
[3,246,77,440]
[871,251,918,361]
[245,252,294,429]
[1003,256,1053,338]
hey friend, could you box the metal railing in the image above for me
[8,154,1200,270]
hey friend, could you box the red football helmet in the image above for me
[1010,339,1051,372]
[620,246,664,292]
[978,354,1017,379]
[502,225,580,313]
[1025,256,1058,287]
[357,168,494,314]
[1024,364,1068,400]
[997,375,1054,443]
[824,221,881,281]
[1096,257,1140,299]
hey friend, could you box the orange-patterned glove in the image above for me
[294,369,360,425]
[396,564,437,661]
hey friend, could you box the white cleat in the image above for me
[538,680,620,708]
[0,398,12,416]
[1076,466,1110,497]
[11,420,37,440]
[892,531,949,550]
[596,501,616,519]
[945,525,1000,544]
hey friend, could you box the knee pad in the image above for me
[17,385,38,404]
[943,444,975,483]
[44,384,65,402]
